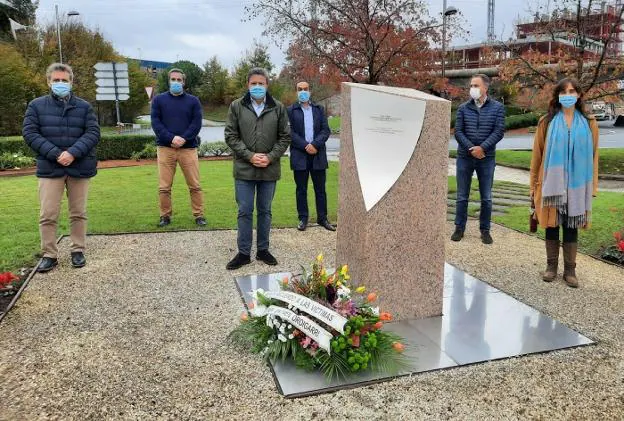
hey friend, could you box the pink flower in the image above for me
[300,336,312,349]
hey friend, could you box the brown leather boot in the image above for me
[543,240,559,282]
[562,242,579,288]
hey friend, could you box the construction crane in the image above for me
[487,0,496,41]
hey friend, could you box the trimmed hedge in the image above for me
[0,134,154,161]
[451,112,541,130]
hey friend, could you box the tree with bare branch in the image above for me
[246,0,445,86]
[500,0,624,107]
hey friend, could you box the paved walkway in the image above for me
[0,226,622,419]
[448,159,624,193]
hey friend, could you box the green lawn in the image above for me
[0,159,338,272]
[328,116,341,134]
[1,162,621,273]
[449,149,624,175]
[448,175,623,256]
[494,191,624,257]
[203,105,230,122]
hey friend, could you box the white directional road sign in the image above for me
[96,78,130,87]
[97,87,130,94]
[97,94,130,101]
[93,62,128,72]
[95,71,129,79]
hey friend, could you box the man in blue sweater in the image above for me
[452,74,505,244]
[151,68,205,227]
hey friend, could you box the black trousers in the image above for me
[545,225,578,243]
[293,157,327,222]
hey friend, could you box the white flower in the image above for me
[279,325,286,334]
[371,306,380,316]
[288,334,294,339]
[267,339,274,344]
[287,324,292,329]
[337,285,351,299]
[278,334,287,342]
[250,303,267,317]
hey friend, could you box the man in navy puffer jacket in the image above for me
[452,73,505,245]
[23,63,100,272]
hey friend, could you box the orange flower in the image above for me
[392,342,405,353]
[373,321,383,330]
[367,292,377,303]
[247,302,255,309]
[379,312,392,321]
[240,311,249,321]
[282,276,289,286]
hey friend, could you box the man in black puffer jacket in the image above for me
[23,63,100,272]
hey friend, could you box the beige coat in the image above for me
[529,116,600,229]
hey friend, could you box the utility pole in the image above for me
[55,4,63,63]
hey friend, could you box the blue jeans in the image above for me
[454,155,496,231]
[235,179,277,255]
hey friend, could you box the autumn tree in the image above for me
[499,0,624,104]
[0,43,46,135]
[247,0,442,86]
[198,56,229,105]
[226,41,276,102]
[0,0,37,42]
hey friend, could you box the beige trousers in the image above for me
[38,176,90,258]
[157,146,204,218]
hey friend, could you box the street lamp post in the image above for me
[441,0,458,80]
[55,5,80,63]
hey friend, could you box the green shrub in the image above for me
[0,137,35,157]
[0,152,35,170]
[198,141,231,157]
[505,106,526,117]
[96,135,155,160]
[0,135,154,161]
[505,113,540,130]
[130,143,158,160]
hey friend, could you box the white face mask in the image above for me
[470,87,482,100]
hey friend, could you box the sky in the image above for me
[34,0,532,71]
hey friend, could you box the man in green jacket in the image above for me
[225,67,291,270]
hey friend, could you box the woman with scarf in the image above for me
[530,79,599,288]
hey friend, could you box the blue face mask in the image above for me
[559,95,578,109]
[298,90,311,103]
[249,85,266,100]
[51,82,71,98]
[170,81,184,95]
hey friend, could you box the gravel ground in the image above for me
[448,158,624,193]
[0,224,623,420]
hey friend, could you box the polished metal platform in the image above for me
[234,264,593,398]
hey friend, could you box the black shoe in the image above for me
[451,228,464,242]
[297,219,307,231]
[37,257,58,273]
[195,217,207,227]
[158,216,171,227]
[319,219,336,231]
[71,252,86,268]
[481,230,493,245]
[226,253,251,270]
[256,250,278,266]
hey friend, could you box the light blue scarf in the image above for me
[542,110,593,228]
